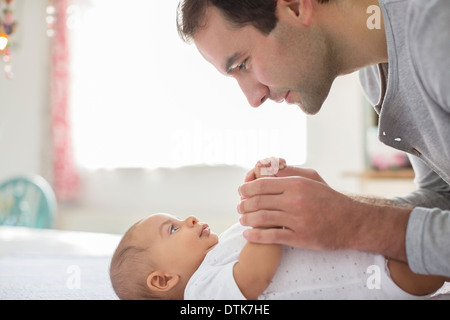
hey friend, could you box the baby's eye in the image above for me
[170,225,179,234]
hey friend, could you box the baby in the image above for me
[109,158,448,300]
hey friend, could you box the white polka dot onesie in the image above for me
[184,223,431,300]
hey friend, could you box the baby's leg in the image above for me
[388,259,449,296]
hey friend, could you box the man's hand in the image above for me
[238,163,411,261]
[238,174,357,251]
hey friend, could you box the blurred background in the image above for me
[0,0,414,235]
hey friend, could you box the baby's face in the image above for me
[134,213,219,277]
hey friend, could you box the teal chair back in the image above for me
[0,175,57,228]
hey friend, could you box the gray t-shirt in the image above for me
[359,0,450,277]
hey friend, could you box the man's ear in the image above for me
[146,271,181,292]
[277,0,313,26]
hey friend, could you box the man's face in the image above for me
[193,5,337,115]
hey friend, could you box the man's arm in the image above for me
[233,242,282,300]
[240,159,411,260]
[238,172,413,262]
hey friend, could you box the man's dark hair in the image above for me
[177,0,330,43]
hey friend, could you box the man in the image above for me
[176,0,450,278]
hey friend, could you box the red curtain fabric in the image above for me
[51,0,79,202]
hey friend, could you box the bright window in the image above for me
[69,0,306,169]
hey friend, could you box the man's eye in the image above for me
[170,225,179,234]
[237,59,248,71]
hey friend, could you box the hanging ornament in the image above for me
[46,0,56,38]
[0,0,16,79]
[0,32,8,50]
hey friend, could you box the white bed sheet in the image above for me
[1,226,448,300]
[0,226,121,300]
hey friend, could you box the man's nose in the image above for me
[236,77,269,108]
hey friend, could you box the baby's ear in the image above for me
[147,271,180,292]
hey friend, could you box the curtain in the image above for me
[51,0,79,202]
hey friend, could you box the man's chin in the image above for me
[295,100,322,115]
[295,89,330,115]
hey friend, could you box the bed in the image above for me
[0,226,120,300]
[1,225,449,300]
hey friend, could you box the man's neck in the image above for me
[317,0,388,75]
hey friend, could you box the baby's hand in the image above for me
[254,157,287,179]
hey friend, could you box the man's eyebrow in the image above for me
[225,52,244,74]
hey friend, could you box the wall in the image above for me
[0,0,52,181]
[304,72,366,192]
[57,165,249,235]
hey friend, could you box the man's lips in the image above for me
[285,91,292,104]
[274,91,291,103]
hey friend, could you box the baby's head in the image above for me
[109,213,219,300]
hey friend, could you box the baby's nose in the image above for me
[185,216,198,227]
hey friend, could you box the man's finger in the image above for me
[238,177,286,199]
[239,209,293,229]
[275,167,326,184]
[243,227,294,245]
[244,169,256,182]
[238,195,286,214]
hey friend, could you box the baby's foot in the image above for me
[255,157,286,177]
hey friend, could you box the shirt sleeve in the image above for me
[392,155,450,208]
[406,207,450,277]
[184,262,246,300]
[391,156,450,277]
[395,0,450,277]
